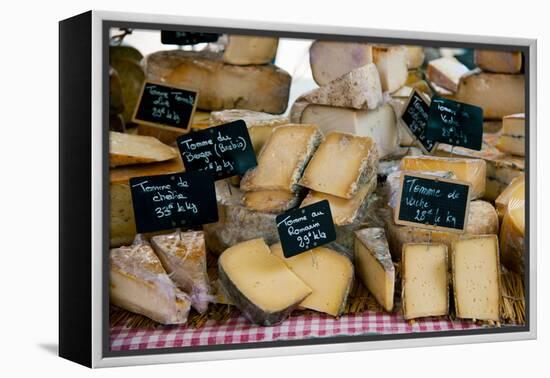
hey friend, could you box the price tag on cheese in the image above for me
[161,30,220,45]
[400,89,437,154]
[176,120,257,180]
[133,81,198,132]
[427,97,483,150]
[129,171,218,234]
[395,173,471,233]
[276,200,337,258]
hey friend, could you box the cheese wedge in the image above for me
[452,235,501,321]
[299,132,378,199]
[402,243,448,319]
[300,103,399,158]
[151,230,210,313]
[243,190,300,213]
[426,57,470,92]
[500,182,525,273]
[145,50,291,113]
[110,57,145,123]
[372,45,409,93]
[497,113,525,157]
[218,238,312,325]
[109,131,178,167]
[354,228,395,312]
[400,156,486,199]
[495,174,525,221]
[241,124,322,192]
[110,236,191,324]
[474,50,522,74]
[222,35,278,65]
[405,46,425,69]
[270,243,354,316]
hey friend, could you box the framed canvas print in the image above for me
[59,10,537,368]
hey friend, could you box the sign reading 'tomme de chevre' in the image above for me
[394,173,471,233]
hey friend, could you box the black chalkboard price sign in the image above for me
[276,200,337,258]
[161,31,220,45]
[129,171,218,234]
[427,97,483,151]
[176,120,257,180]
[400,89,437,154]
[394,173,471,233]
[133,81,198,132]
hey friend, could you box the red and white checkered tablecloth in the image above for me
[110,310,481,351]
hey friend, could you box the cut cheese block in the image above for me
[109,158,185,247]
[218,238,312,325]
[110,57,145,123]
[241,124,322,192]
[209,109,289,154]
[301,174,377,225]
[500,182,525,273]
[300,103,399,158]
[222,35,278,65]
[151,230,210,313]
[243,190,300,213]
[110,45,144,65]
[379,200,498,261]
[402,243,448,319]
[354,228,395,312]
[145,50,291,113]
[474,50,522,74]
[452,235,500,321]
[495,174,525,221]
[497,113,525,156]
[299,132,378,199]
[309,41,373,86]
[271,243,354,316]
[110,235,191,324]
[372,45,409,93]
[109,67,124,115]
[400,156,486,199]
[109,131,178,167]
[441,72,525,120]
[426,57,470,92]
[299,64,383,110]
[406,46,425,69]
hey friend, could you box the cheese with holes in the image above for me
[151,230,210,313]
[354,228,395,312]
[442,72,525,120]
[497,113,525,156]
[379,200,498,261]
[243,190,300,213]
[301,174,377,225]
[400,156,486,199]
[402,243,448,319]
[110,235,191,324]
[241,124,322,192]
[426,57,470,92]
[271,243,354,316]
[299,132,378,199]
[223,35,278,65]
[495,174,525,221]
[109,131,178,167]
[406,46,425,69]
[452,235,500,321]
[372,45,409,93]
[474,50,522,74]
[299,104,399,158]
[218,238,312,325]
[145,50,291,113]
[500,182,525,273]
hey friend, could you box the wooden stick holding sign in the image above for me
[132,81,199,133]
[394,173,471,233]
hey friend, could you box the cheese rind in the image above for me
[405,46,425,69]
[452,235,501,321]
[151,230,211,313]
[271,243,354,316]
[497,113,525,157]
[495,174,525,221]
[474,50,522,74]
[402,243,448,319]
[299,132,378,199]
[218,239,312,325]
[243,190,300,213]
[109,131,178,167]
[354,228,395,312]
[145,50,291,113]
[222,35,278,65]
[110,236,191,324]
[426,57,470,92]
[400,156,486,199]
[241,124,322,192]
[500,182,525,273]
